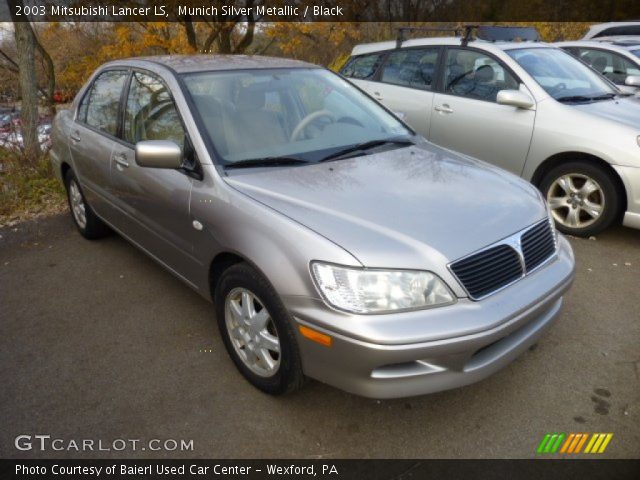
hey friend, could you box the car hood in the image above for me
[572,95,640,128]
[224,143,546,268]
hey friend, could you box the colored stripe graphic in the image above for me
[585,433,614,454]
[538,433,613,454]
[574,433,589,453]
[537,433,565,453]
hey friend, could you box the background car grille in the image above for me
[450,244,523,299]
[521,220,556,272]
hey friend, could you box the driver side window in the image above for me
[124,72,185,149]
[578,48,640,84]
[444,48,519,102]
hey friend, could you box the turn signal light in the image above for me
[299,325,332,347]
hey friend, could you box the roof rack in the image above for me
[395,25,540,49]
[396,26,463,49]
[476,26,540,43]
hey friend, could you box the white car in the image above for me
[556,40,640,90]
[341,26,640,237]
[582,22,640,40]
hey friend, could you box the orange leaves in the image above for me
[265,22,362,65]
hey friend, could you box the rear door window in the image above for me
[380,48,439,90]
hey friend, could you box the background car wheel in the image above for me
[64,169,110,239]
[215,262,305,395]
[540,162,620,237]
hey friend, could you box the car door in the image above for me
[339,52,385,94]
[369,47,440,136]
[70,69,129,222]
[109,70,201,283]
[429,47,536,175]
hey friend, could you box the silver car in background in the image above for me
[343,28,640,237]
[556,39,640,91]
[51,55,574,399]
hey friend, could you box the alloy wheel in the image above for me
[224,287,281,378]
[68,180,87,229]
[546,173,604,230]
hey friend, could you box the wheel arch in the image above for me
[531,151,627,215]
[208,251,281,305]
[60,161,72,182]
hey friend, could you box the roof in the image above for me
[109,54,319,73]
[555,40,640,58]
[351,37,553,56]
[582,22,640,40]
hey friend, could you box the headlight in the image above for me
[310,262,455,314]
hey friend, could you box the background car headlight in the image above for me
[311,262,455,314]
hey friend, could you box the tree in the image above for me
[12,18,41,161]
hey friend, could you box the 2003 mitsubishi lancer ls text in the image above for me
[50,55,575,399]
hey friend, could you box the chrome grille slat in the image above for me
[449,219,557,300]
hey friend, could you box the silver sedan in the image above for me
[51,55,574,398]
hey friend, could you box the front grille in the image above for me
[449,219,558,300]
[450,244,523,300]
[521,220,556,272]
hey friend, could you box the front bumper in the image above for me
[286,236,575,399]
[613,165,640,230]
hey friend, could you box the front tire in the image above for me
[64,169,110,239]
[215,263,305,395]
[540,162,620,237]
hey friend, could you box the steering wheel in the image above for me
[290,110,336,142]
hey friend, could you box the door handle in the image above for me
[70,131,81,143]
[435,104,453,114]
[113,153,130,169]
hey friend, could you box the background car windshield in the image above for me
[183,68,409,164]
[508,48,616,99]
[631,49,640,58]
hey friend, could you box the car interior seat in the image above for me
[227,86,288,157]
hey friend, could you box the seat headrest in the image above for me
[475,64,495,82]
[591,57,607,73]
[192,95,223,117]
[235,88,266,111]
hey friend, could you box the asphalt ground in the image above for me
[1,213,638,459]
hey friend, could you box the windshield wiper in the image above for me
[224,157,310,169]
[319,137,415,163]
[556,93,616,103]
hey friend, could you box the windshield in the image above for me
[507,48,617,100]
[182,68,411,165]
[632,49,640,58]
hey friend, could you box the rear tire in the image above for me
[540,162,620,237]
[64,169,110,239]
[215,262,305,395]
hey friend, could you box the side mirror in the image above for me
[497,89,535,109]
[624,75,640,87]
[135,140,183,169]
